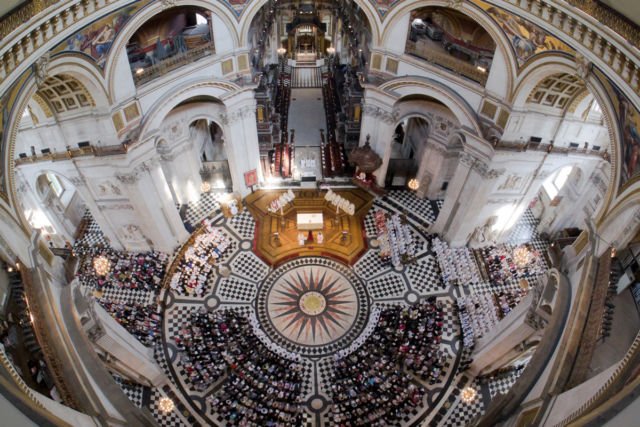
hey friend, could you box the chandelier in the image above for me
[513,246,531,268]
[408,178,419,191]
[92,256,111,276]
[460,386,477,404]
[201,181,211,193]
[158,397,174,413]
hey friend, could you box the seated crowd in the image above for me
[330,297,445,426]
[76,247,167,292]
[174,308,304,426]
[98,299,161,347]
[170,224,230,297]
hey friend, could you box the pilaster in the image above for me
[218,92,261,196]
[430,150,503,246]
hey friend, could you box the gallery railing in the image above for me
[132,41,215,86]
[405,40,488,85]
[14,143,128,166]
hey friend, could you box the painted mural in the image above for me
[224,0,250,17]
[55,4,145,68]
[369,0,404,17]
[620,94,640,185]
[472,0,572,65]
[591,67,640,189]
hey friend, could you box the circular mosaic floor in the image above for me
[158,203,466,426]
[257,258,370,356]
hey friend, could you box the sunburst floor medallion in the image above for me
[257,258,370,356]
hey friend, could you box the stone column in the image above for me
[430,151,504,246]
[68,174,124,250]
[415,137,448,199]
[157,138,203,205]
[219,92,262,196]
[360,103,398,187]
[115,160,189,253]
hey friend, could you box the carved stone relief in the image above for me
[96,180,122,197]
[120,224,146,242]
[498,174,524,191]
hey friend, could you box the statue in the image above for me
[469,216,498,247]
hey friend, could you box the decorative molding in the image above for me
[115,173,138,185]
[68,175,87,187]
[574,53,593,80]
[361,103,399,125]
[97,203,134,211]
[86,324,105,342]
[159,0,178,9]
[459,151,477,167]
[564,0,640,48]
[446,0,464,11]
[218,106,256,125]
[33,52,51,88]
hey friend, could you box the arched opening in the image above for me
[190,119,232,191]
[18,172,89,248]
[406,6,497,85]
[386,117,428,188]
[126,6,214,85]
[494,68,612,245]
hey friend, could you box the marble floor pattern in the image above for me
[74,190,548,426]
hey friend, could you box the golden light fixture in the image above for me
[277,47,287,56]
[460,386,477,404]
[408,178,419,191]
[158,397,175,413]
[201,181,211,193]
[93,256,111,276]
[513,246,531,268]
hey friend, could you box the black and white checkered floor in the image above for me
[74,191,546,426]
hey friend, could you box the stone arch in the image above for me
[379,76,482,136]
[137,79,240,143]
[18,168,87,244]
[103,0,240,95]
[238,0,382,46]
[44,55,111,108]
[511,55,620,223]
[381,0,519,95]
[4,56,110,218]
[595,192,640,257]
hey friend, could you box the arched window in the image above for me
[543,166,572,200]
[45,173,64,197]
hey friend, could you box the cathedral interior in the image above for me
[0,0,640,426]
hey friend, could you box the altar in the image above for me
[297,213,324,230]
[244,189,374,266]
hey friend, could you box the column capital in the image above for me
[115,173,139,185]
[69,175,87,187]
[218,105,256,125]
[460,151,503,179]
[361,103,399,124]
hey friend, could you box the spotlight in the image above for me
[461,386,477,404]
[93,256,111,276]
[513,246,531,268]
[135,68,144,75]
[158,397,174,413]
